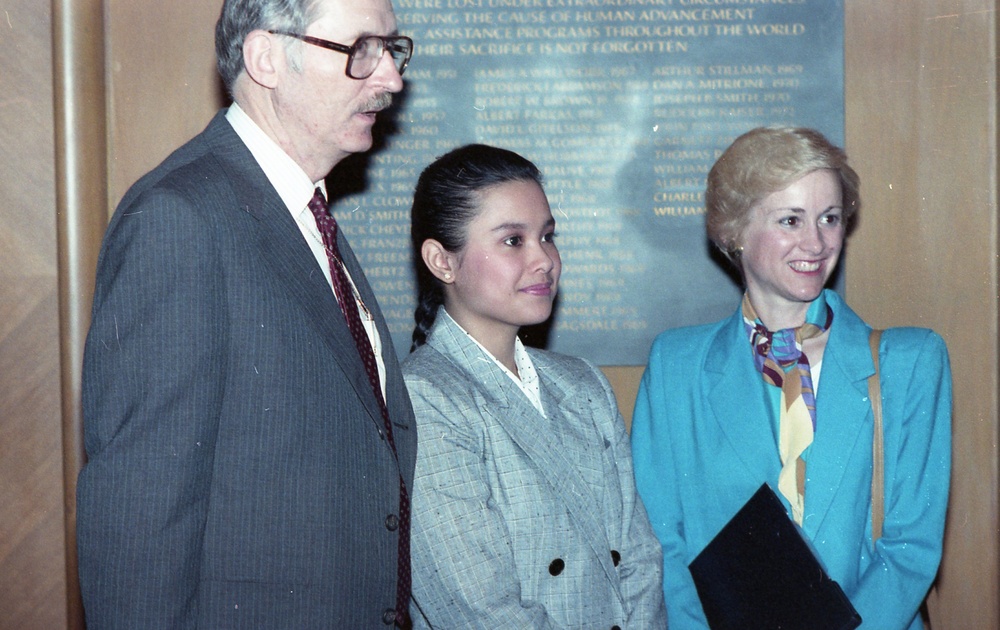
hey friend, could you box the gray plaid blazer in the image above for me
[405,314,666,628]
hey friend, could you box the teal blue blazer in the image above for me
[631,290,951,630]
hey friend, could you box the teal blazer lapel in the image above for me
[706,311,781,482]
[804,294,874,536]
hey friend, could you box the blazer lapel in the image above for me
[801,295,873,536]
[706,311,782,481]
[532,364,624,600]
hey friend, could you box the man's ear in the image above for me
[242,30,281,89]
[421,239,456,283]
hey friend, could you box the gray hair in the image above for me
[215,0,320,96]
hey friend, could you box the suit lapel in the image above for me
[336,230,415,476]
[204,114,389,442]
[428,318,623,601]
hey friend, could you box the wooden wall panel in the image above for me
[0,1,66,629]
[106,0,225,210]
[844,1,998,627]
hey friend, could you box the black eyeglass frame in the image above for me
[268,30,413,79]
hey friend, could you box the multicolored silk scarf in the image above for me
[742,293,834,525]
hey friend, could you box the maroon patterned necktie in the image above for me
[308,188,411,628]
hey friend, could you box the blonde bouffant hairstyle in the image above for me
[705,126,861,265]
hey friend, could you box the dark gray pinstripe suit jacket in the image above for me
[77,110,416,629]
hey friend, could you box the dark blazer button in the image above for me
[385,514,399,531]
[548,558,565,576]
[382,608,397,625]
[611,549,621,566]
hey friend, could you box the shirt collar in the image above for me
[441,310,546,417]
[225,102,325,215]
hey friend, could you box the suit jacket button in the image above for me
[385,514,399,531]
[382,608,397,625]
[611,549,621,566]
[548,558,564,576]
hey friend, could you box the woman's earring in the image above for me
[444,272,452,281]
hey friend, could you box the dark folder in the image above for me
[688,483,862,630]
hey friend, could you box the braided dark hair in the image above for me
[410,144,543,351]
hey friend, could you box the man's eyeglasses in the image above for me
[269,31,413,80]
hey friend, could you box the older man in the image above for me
[77,0,416,627]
